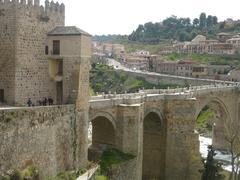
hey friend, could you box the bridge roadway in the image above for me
[90,83,238,107]
[107,58,236,86]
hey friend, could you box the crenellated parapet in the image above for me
[0,0,65,15]
[43,0,65,14]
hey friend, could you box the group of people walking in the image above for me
[27,97,54,107]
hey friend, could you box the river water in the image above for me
[199,135,232,171]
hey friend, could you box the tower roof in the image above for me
[48,26,91,37]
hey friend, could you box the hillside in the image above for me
[90,64,179,95]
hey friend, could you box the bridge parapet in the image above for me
[90,84,238,107]
[142,83,237,94]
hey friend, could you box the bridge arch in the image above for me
[88,111,116,161]
[144,108,164,125]
[142,110,166,180]
[196,96,232,150]
[89,111,117,131]
[195,96,231,122]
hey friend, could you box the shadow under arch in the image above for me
[89,111,117,131]
[144,108,164,124]
[88,112,116,161]
[196,96,231,150]
[195,96,231,122]
[142,110,166,180]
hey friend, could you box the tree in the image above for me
[180,18,191,27]
[178,31,191,42]
[199,13,207,29]
[212,16,218,25]
[207,15,213,27]
[225,125,240,180]
[193,18,200,27]
[201,145,225,180]
[163,15,180,27]
[135,24,145,41]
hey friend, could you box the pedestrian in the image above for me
[48,97,53,105]
[27,98,32,107]
[38,100,42,106]
[42,97,47,106]
[44,97,48,106]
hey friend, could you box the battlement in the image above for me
[0,0,65,15]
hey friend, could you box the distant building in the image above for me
[228,69,240,81]
[102,43,125,58]
[154,61,177,75]
[217,32,234,43]
[192,65,208,78]
[131,50,150,56]
[92,52,107,64]
[207,65,231,76]
[158,46,174,55]
[226,37,240,48]
[176,60,196,77]
[92,41,104,54]
[173,35,236,55]
[112,44,125,58]
[124,55,149,70]
[150,58,231,79]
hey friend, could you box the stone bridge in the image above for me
[89,84,240,180]
[1,84,240,180]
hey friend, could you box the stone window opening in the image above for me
[53,40,60,55]
[0,89,4,103]
[45,45,49,55]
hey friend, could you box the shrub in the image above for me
[95,175,108,180]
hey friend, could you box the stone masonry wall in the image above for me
[110,158,138,180]
[0,1,17,105]
[0,0,65,106]
[0,105,77,178]
[14,1,65,106]
[164,98,202,180]
[63,57,81,104]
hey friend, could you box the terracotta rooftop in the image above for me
[48,26,91,36]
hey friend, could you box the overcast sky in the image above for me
[42,0,240,35]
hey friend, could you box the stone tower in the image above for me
[0,0,65,105]
[46,27,91,169]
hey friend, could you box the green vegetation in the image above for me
[95,175,108,180]
[129,13,240,43]
[43,162,96,180]
[99,149,135,175]
[90,64,179,94]
[114,39,171,54]
[54,171,78,180]
[0,166,39,180]
[196,106,213,135]
[165,53,240,66]
[201,145,225,180]
[93,34,128,42]
[0,111,18,123]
